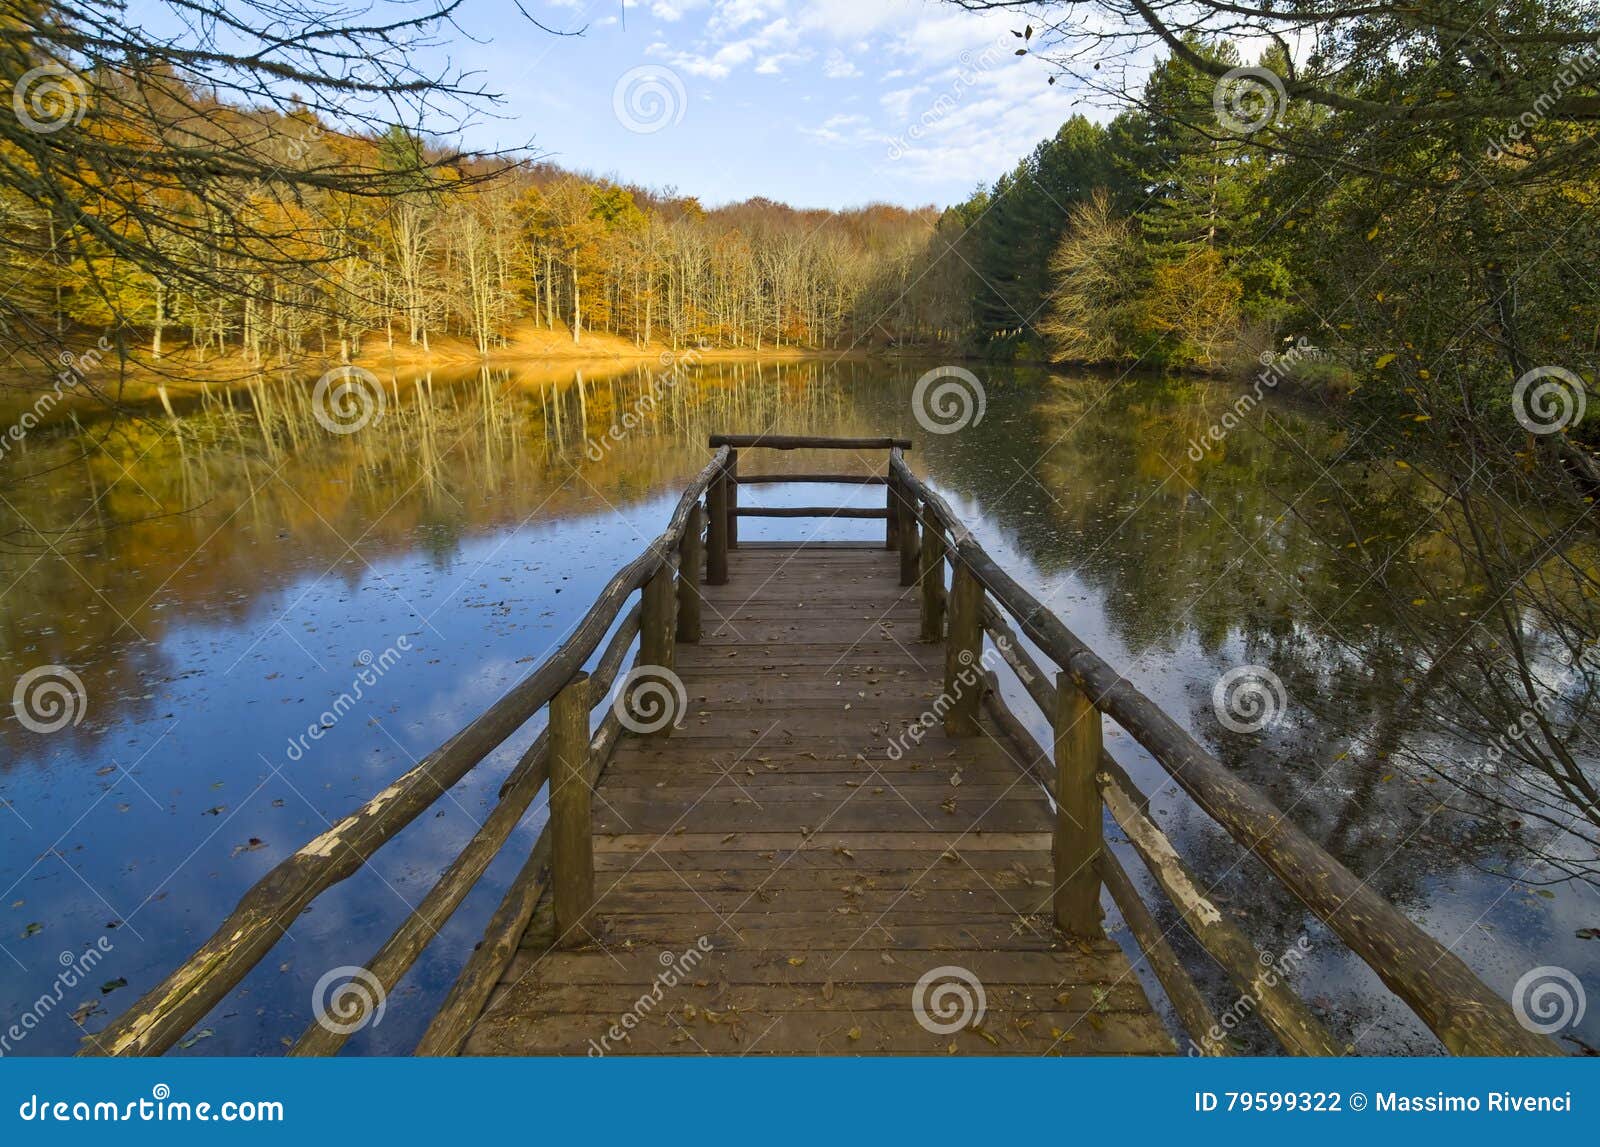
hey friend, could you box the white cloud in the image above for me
[880,84,928,118]
[711,0,781,33]
[655,11,801,80]
[822,50,861,80]
[801,112,876,145]
[651,0,707,20]
[610,0,1083,200]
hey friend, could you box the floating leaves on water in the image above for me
[230,838,266,858]
[177,1028,214,1049]
[100,977,127,995]
[21,922,42,938]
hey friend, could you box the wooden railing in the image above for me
[703,434,913,570]
[86,434,1556,1058]
[83,447,732,1057]
[887,449,1560,1057]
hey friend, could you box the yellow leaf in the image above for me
[787,956,806,967]
[847,1025,862,1041]
[1366,225,1380,241]
[1411,598,1426,606]
[1375,353,1396,369]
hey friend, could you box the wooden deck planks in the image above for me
[461,544,1173,1056]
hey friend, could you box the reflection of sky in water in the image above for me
[1,361,1594,1055]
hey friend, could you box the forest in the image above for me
[3,0,1598,867]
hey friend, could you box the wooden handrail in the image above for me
[286,605,643,1056]
[708,433,912,449]
[733,506,888,519]
[736,473,888,485]
[85,448,729,1058]
[893,452,1559,1057]
[980,673,1228,1053]
[980,604,1340,1054]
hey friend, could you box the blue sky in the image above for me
[436,0,1093,210]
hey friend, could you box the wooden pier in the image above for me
[86,435,1561,1058]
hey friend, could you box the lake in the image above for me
[1,358,1594,1055]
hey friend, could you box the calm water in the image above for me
[1,360,1594,1055]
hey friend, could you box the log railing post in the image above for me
[676,503,704,643]
[896,482,919,587]
[1053,671,1104,936]
[726,448,739,550]
[943,562,983,736]
[638,561,679,737]
[549,671,594,947]
[919,514,946,643]
[707,476,729,586]
[884,468,899,549]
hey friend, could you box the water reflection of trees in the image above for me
[911,371,1597,1048]
[0,359,895,761]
